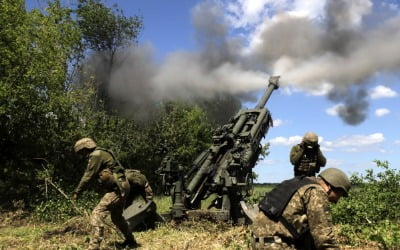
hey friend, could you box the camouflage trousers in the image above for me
[251,234,295,250]
[88,187,134,250]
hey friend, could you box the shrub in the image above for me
[34,191,98,222]
[332,160,400,248]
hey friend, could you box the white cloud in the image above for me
[369,85,398,99]
[394,140,400,145]
[273,118,283,127]
[290,0,326,19]
[224,0,273,29]
[269,134,325,146]
[306,82,334,96]
[270,133,386,153]
[269,135,302,146]
[325,158,343,168]
[326,104,343,116]
[321,133,385,152]
[375,108,390,117]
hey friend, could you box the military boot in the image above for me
[115,239,138,249]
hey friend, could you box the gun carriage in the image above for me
[158,76,280,223]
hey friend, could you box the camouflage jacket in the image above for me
[290,144,326,175]
[74,148,123,195]
[251,178,339,250]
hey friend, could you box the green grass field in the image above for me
[0,183,392,249]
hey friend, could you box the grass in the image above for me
[0,184,389,249]
[0,214,382,250]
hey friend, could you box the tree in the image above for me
[0,0,83,205]
[75,0,143,110]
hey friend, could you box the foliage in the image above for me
[76,0,142,52]
[0,0,82,205]
[156,102,213,168]
[34,191,98,222]
[0,0,145,207]
[332,160,400,248]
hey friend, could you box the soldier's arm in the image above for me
[304,187,339,250]
[73,152,102,195]
[290,144,304,165]
[317,148,327,166]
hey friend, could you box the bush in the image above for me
[34,191,98,222]
[332,160,400,248]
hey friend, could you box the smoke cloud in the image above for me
[103,0,400,125]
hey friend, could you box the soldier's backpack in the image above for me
[125,169,153,203]
[258,176,316,239]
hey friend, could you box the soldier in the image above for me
[290,131,326,176]
[72,138,138,249]
[251,168,351,249]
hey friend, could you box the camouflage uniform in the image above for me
[251,177,339,250]
[124,169,153,207]
[73,148,135,250]
[290,144,326,176]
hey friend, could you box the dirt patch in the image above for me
[42,216,90,238]
[0,209,30,228]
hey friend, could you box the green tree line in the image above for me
[0,0,231,209]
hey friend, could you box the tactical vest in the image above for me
[258,176,316,239]
[296,150,318,173]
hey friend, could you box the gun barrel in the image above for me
[255,76,280,109]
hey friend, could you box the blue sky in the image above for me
[29,0,400,183]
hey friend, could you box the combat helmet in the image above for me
[74,138,97,153]
[303,131,318,145]
[319,168,351,196]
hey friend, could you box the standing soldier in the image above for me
[72,138,138,249]
[251,168,351,249]
[290,131,326,176]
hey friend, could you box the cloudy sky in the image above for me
[31,0,400,182]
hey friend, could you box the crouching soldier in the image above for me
[251,168,351,249]
[72,138,138,249]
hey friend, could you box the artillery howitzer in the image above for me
[158,76,280,223]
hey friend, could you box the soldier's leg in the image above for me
[88,193,114,250]
[110,200,135,243]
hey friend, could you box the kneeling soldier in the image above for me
[251,168,351,249]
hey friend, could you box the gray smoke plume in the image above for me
[106,1,268,122]
[327,87,369,125]
[253,0,400,124]
[104,0,400,125]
